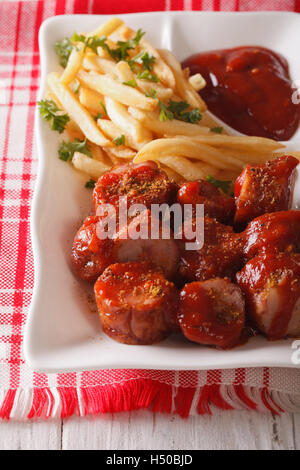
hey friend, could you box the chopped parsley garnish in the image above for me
[72,80,81,94]
[37,99,70,133]
[137,70,159,82]
[57,29,146,67]
[210,126,223,134]
[123,79,138,88]
[71,33,108,54]
[100,101,107,115]
[94,113,103,121]
[112,134,125,146]
[145,89,157,98]
[167,100,189,115]
[182,107,202,123]
[55,38,74,68]
[128,51,155,71]
[58,138,92,161]
[72,29,145,62]
[206,175,232,195]
[157,99,202,124]
[158,101,174,122]
[167,100,202,123]
[93,102,107,120]
[108,29,145,61]
[85,178,96,189]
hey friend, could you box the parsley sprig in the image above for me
[145,89,157,98]
[58,138,92,161]
[71,29,145,62]
[37,99,70,133]
[111,29,145,61]
[72,80,81,94]
[158,99,202,124]
[71,33,107,54]
[158,101,174,121]
[128,51,155,71]
[94,113,103,121]
[137,69,159,82]
[167,100,202,123]
[85,178,96,189]
[112,134,125,146]
[206,175,232,195]
[123,79,138,88]
[210,126,223,134]
[94,102,108,120]
[54,38,73,68]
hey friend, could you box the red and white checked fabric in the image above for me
[1,0,300,420]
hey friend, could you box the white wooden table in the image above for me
[0,409,299,450]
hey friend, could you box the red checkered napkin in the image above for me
[1,0,300,420]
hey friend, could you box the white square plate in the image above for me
[24,11,300,373]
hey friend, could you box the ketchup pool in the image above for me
[182,46,300,141]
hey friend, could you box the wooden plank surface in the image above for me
[293,413,300,450]
[0,410,298,450]
[0,420,62,450]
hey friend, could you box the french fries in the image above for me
[128,107,211,136]
[135,80,173,100]
[78,87,105,113]
[117,26,176,89]
[189,73,206,91]
[87,17,124,39]
[72,151,110,178]
[190,134,284,152]
[42,16,289,184]
[134,137,244,170]
[47,73,110,147]
[159,49,207,111]
[158,155,207,180]
[77,70,157,110]
[104,97,152,146]
[60,43,85,85]
[115,61,135,83]
[82,54,117,75]
[109,146,136,159]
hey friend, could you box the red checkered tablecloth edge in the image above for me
[1,0,300,420]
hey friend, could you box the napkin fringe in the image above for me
[1,381,300,420]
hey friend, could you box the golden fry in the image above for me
[134,137,244,170]
[104,97,152,146]
[72,151,110,178]
[128,107,211,137]
[60,43,85,85]
[78,87,105,113]
[87,17,124,38]
[47,72,110,147]
[77,70,157,110]
[82,54,116,75]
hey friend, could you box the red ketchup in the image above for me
[182,46,300,141]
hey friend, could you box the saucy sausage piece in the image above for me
[71,210,179,282]
[94,262,179,345]
[71,216,114,282]
[178,217,244,283]
[234,156,298,229]
[243,211,300,260]
[93,161,177,211]
[236,253,300,340]
[177,180,235,225]
[113,209,179,280]
[178,278,245,349]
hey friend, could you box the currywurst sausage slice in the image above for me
[94,262,179,345]
[178,278,245,349]
[236,252,300,340]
